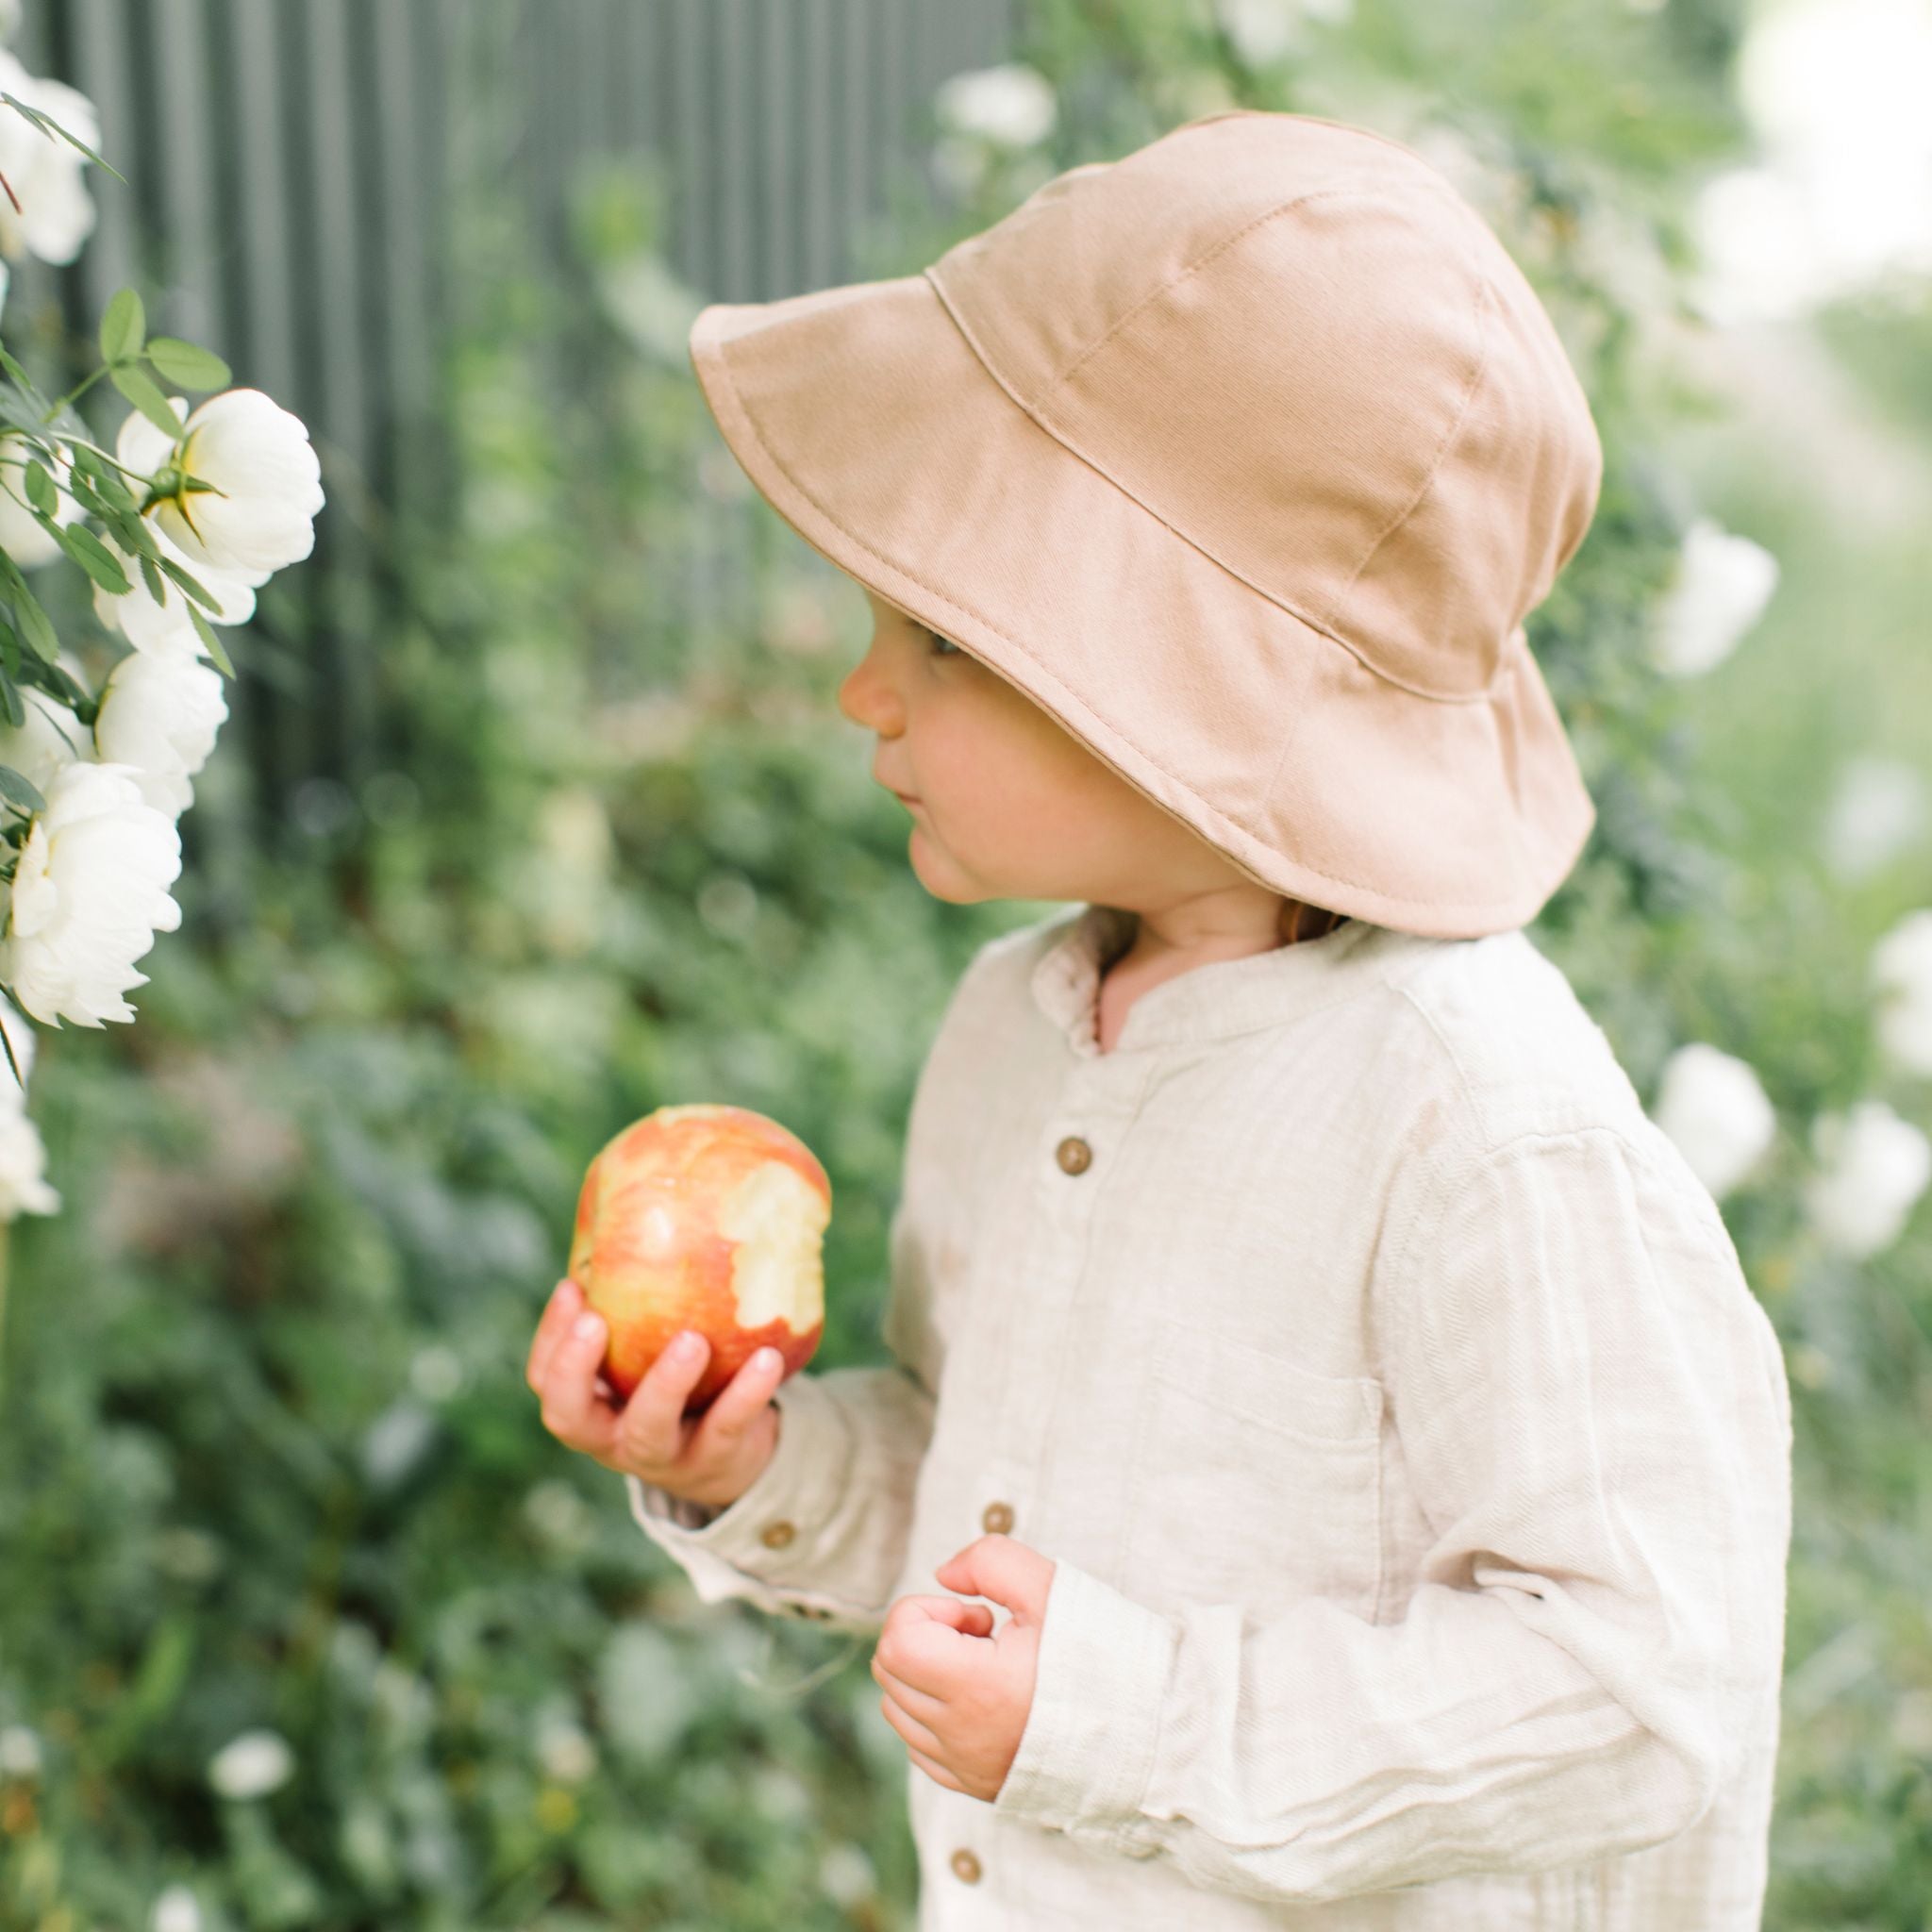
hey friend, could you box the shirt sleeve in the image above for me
[625,1188,941,1635]
[989,1124,1795,1904]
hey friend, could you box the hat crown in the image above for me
[924,112,1603,699]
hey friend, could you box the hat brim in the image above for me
[688,272,1595,938]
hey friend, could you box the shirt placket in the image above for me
[968,1045,1158,1582]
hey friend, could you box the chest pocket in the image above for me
[1122,1315,1386,1619]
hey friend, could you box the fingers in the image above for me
[533,1301,622,1459]
[875,1685,946,1758]
[608,1327,718,1467]
[871,1653,949,1724]
[526,1276,584,1391]
[679,1343,786,1463]
[904,1741,968,1792]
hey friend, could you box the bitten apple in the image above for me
[566,1102,829,1412]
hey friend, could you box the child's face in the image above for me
[837,585,1264,917]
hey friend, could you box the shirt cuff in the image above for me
[991,1556,1178,1855]
[624,1368,852,1583]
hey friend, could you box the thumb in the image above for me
[933,1533,1055,1626]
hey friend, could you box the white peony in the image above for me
[0,1723,42,1777]
[0,1103,58,1216]
[0,683,87,806]
[1803,1098,1931,1258]
[1823,754,1927,882]
[115,388,324,578]
[1649,515,1780,678]
[0,50,99,265]
[92,524,261,657]
[207,1727,295,1801]
[150,1884,203,1932]
[94,647,228,820]
[0,433,87,569]
[1871,908,1932,1076]
[0,758,182,1027]
[933,64,1058,148]
[1649,1041,1779,1199]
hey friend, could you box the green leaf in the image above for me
[58,522,132,595]
[0,342,31,388]
[0,92,127,184]
[191,606,235,678]
[0,998,23,1093]
[0,617,17,683]
[21,458,54,516]
[145,336,231,391]
[140,552,164,604]
[0,668,21,730]
[0,559,58,659]
[109,363,183,441]
[0,762,46,815]
[99,287,144,364]
[158,554,222,612]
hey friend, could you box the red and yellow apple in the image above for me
[566,1102,829,1413]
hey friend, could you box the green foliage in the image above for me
[2,3,1927,1926]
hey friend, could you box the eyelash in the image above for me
[925,629,963,658]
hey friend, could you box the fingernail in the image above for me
[574,1311,604,1341]
[754,1347,780,1372]
[672,1331,702,1357]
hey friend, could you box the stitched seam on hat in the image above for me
[693,330,1562,917]
[1319,271,1498,631]
[924,266,1494,708]
[1039,186,1362,398]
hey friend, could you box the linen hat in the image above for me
[685,109,1604,939]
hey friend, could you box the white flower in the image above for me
[0,3,23,45]
[819,1841,878,1909]
[934,64,1058,148]
[93,525,260,658]
[1650,1041,1779,1199]
[1823,754,1928,881]
[0,987,55,1217]
[1872,908,1932,1077]
[116,388,324,578]
[207,1727,295,1801]
[94,647,228,820]
[0,1097,58,1216]
[0,1722,42,1777]
[0,683,88,806]
[150,1885,203,1932]
[535,1715,598,1785]
[0,434,86,569]
[1649,515,1780,677]
[1803,1098,1932,1258]
[0,51,99,265]
[0,758,182,1027]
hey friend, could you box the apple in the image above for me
[566,1102,830,1412]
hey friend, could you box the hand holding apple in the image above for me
[565,1102,830,1411]
[525,1274,784,1507]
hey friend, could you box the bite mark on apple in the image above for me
[720,1159,831,1331]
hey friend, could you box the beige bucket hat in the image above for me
[686,109,1604,939]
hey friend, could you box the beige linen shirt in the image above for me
[627,903,1793,1929]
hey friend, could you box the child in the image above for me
[526,111,1793,1928]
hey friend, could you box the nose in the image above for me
[837,640,904,737]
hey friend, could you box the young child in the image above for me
[526,111,1793,1928]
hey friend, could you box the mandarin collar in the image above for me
[1028,902,1421,1058]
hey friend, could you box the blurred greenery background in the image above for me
[2,0,1930,1926]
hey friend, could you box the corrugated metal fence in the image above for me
[0,0,1017,824]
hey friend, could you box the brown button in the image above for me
[759,1520,796,1549]
[950,1847,982,1884]
[1055,1135,1092,1174]
[981,1500,1014,1535]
